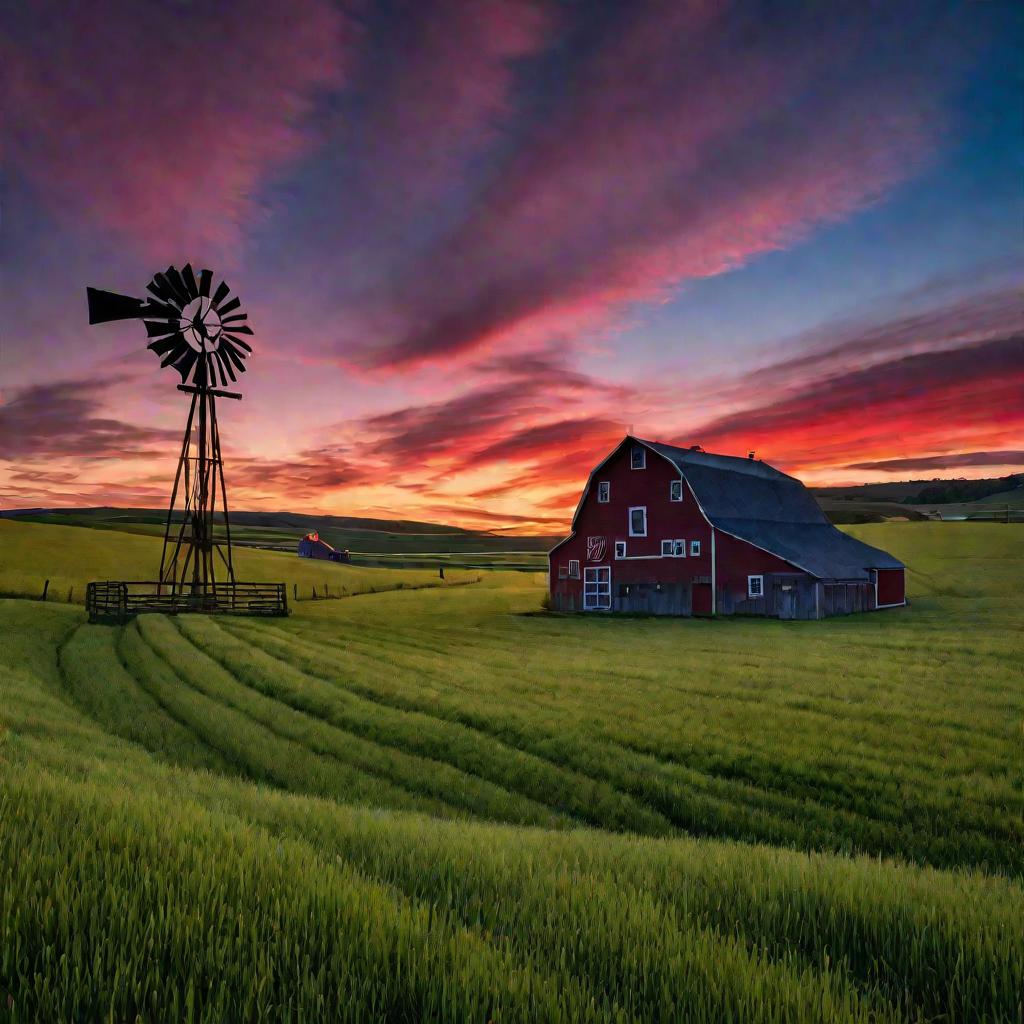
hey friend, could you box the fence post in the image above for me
[293,583,298,601]
[312,585,317,600]
[67,586,74,603]
[41,579,49,602]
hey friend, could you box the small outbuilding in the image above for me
[549,436,905,619]
[297,531,351,563]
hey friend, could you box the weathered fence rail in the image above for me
[86,581,288,623]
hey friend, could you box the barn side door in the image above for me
[777,583,797,620]
[583,566,611,611]
[692,582,712,616]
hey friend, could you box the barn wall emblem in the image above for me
[587,536,607,561]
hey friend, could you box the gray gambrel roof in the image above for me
[641,439,903,580]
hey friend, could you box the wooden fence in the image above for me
[86,581,288,623]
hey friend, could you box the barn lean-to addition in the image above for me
[549,436,905,619]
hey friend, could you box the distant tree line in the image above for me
[905,474,1023,505]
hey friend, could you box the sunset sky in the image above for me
[2,0,1022,532]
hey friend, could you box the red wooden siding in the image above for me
[875,567,905,607]
[550,440,713,610]
[713,529,808,612]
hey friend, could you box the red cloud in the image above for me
[2,0,349,257]
[345,2,958,369]
[678,334,1024,472]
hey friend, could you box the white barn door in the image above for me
[583,566,611,610]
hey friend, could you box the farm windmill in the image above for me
[85,266,285,619]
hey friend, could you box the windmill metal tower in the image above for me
[87,264,256,605]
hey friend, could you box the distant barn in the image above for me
[297,532,351,563]
[549,436,905,619]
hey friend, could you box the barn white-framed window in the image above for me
[628,506,647,536]
[614,541,626,559]
[631,445,646,470]
[748,574,764,598]
[597,480,610,503]
[558,565,569,579]
[670,479,683,502]
[690,540,701,557]
[568,560,581,579]
[661,539,673,556]
[672,539,686,557]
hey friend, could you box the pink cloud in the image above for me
[677,334,1024,471]
[346,0,551,202]
[343,3,956,369]
[2,0,349,258]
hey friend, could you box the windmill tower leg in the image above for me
[160,394,198,594]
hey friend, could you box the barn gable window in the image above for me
[630,445,646,470]
[661,539,673,556]
[614,541,626,559]
[597,480,610,503]
[672,539,686,557]
[628,506,647,536]
[670,480,683,502]
[568,560,581,579]
[748,575,764,598]
[558,565,568,579]
[690,540,701,557]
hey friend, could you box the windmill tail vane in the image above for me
[86,263,253,388]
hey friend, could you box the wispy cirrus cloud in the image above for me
[227,447,375,503]
[0,378,180,461]
[847,451,1024,473]
[2,0,350,257]
[340,1,961,370]
[672,333,1024,473]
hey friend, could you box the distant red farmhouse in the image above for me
[549,437,905,619]
[297,532,351,563]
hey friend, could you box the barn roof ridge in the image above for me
[635,437,793,481]
[631,436,904,576]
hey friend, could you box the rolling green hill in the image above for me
[1,522,1022,1021]
[1,507,558,570]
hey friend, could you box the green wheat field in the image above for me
[1,519,1021,1022]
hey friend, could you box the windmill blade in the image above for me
[216,296,241,317]
[203,350,220,388]
[199,268,213,297]
[148,333,185,357]
[209,350,225,387]
[223,333,252,353]
[151,273,183,309]
[86,288,146,324]
[213,348,234,386]
[223,323,252,335]
[144,319,180,338]
[220,312,248,325]
[160,341,192,369]
[146,277,173,302]
[164,266,191,305]
[181,264,198,296]
[176,347,200,383]
[141,299,180,320]
[220,342,247,375]
[211,280,231,306]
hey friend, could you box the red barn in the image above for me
[549,437,905,619]
[297,532,351,563]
